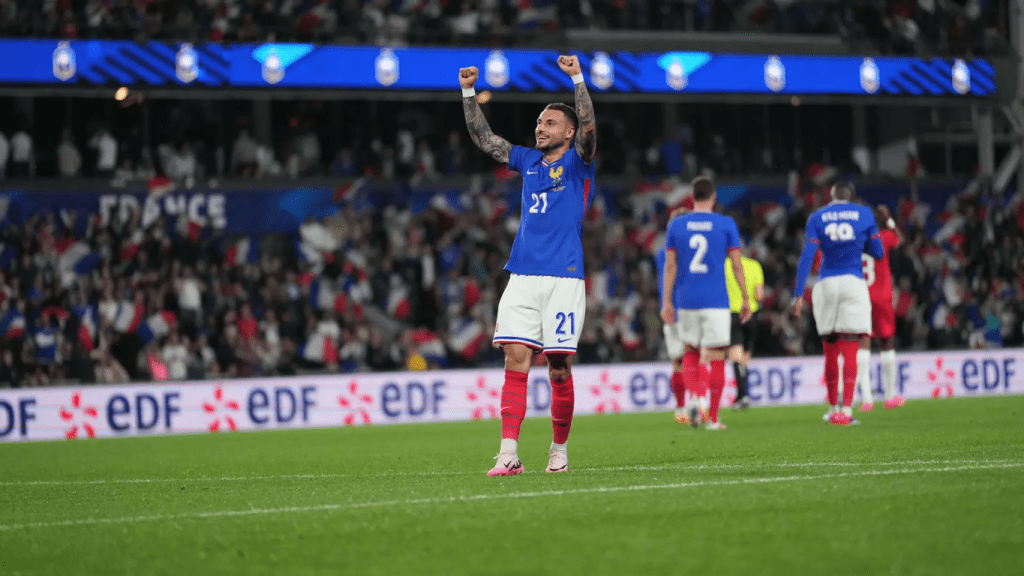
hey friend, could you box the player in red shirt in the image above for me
[856,205,906,411]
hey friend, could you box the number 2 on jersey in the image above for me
[689,233,709,273]
[555,312,575,335]
[824,222,855,241]
[529,192,548,214]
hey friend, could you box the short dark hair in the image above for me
[832,181,855,201]
[543,103,578,131]
[691,176,715,201]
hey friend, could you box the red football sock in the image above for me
[708,360,725,423]
[671,371,686,408]
[840,339,859,408]
[683,351,705,396]
[501,370,528,440]
[550,375,574,444]
[822,340,840,406]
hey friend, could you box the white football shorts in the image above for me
[663,322,685,359]
[493,274,586,354]
[676,308,731,348]
[811,274,871,335]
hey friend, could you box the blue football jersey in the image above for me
[505,145,595,279]
[665,212,741,310]
[794,201,884,295]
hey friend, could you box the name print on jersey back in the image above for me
[808,203,879,280]
[665,212,741,310]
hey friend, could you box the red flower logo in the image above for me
[467,376,500,420]
[928,356,956,398]
[338,380,373,426]
[591,370,624,414]
[203,385,240,432]
[60,392,98,440]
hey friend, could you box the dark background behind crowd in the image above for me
[0,0,1010,56]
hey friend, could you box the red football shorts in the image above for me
[871,298,896,340]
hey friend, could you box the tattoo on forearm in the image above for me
[574,82,597,161]
[463,96,511,164]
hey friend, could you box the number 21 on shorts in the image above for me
[555,312,575,335]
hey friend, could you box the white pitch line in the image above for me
[0,458,1016,486]
[1,461,1021,532]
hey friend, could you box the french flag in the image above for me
[298,332,338,364]
[386,285,410,320]
[0,306,26,339]
[112,301,145,333]
[410,328,446,366]
[119,229,144,261]
[332,177,368,204]
[177,213,204,241]
[0,242,16,269]
[57,242,102,276]
[295,237,324,269]
[73,304,98,351]
[449,318,486,360]
[136,311,177,344]
[223,236,259,266]
[308,278,334,311]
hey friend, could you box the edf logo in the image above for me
[0,397,36,439]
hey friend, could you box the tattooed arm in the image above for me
[459,66,512,164]
[557,55,596,162]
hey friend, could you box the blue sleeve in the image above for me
[865,221,884,259]
[727,218,741,250]
[570,146,596,176]
[793,218,819,297]
[508,145,527,173]
[665,220,679,253]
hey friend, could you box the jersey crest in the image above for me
[549,166,563,183]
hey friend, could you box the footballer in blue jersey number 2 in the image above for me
[460,55,596,477]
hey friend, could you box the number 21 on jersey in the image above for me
[529,192,548,214]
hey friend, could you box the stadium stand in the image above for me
[2,164,1022,387]
[0,1,1008,55]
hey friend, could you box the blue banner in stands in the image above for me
[0,39,996,97]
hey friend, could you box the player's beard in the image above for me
[535,136,563,152]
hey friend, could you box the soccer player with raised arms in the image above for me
[660,177,750,430]
[459,55,596,476]
[791,182,885,425]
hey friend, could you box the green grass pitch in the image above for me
[2,395,1023,576]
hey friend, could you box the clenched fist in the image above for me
[459,66,478,89]
[557,55,581,77]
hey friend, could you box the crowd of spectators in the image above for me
[2,164,1023,388]
[0,1,1007,55]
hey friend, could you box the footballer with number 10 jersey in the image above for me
[792,185,885,425]
[794,201,884,336]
